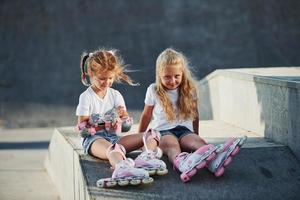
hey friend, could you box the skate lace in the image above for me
[117,158,135,169]
[173,152,189,171]
[138,151,156,161]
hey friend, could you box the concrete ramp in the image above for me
[45,125,300,200]
[83,147,300,200]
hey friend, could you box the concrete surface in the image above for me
[0,128,60,200]
[83,146,300,200]
[45,121,300,200]
[199,67,300,159]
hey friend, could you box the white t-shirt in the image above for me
[144,83,193,131]
[76,87,126,116]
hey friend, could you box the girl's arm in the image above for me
[193,105,200,135]
[138,105,154,133]
[116,106,129,118]
[78,116,89,124]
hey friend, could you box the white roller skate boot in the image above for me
[208,136,247,177]
[173,144,222,183]
[96,158,153,188]
[96,144,153,188]
[135,129,168,176]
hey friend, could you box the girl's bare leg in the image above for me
[179,133,207,152]
[119,130,159,153]
[89,138,123,167]
[118,133,144,153]
[160,135,181,163]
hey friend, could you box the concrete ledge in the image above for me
[200,67,300,89]
[198,67,300,159]
[44,123,300,200]
[44,127,89,200]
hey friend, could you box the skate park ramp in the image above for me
[45,68,300,200]
[45,125,300,200]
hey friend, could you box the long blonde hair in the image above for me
[80,48,136,86]
[155,48,199,121]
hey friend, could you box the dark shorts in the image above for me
[159,126,193,140]
[82,130,120,155]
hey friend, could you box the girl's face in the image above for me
[160,63,183,90]
[91,71,115,91]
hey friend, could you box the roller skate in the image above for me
[96,158,153,188]
[103,108,133,134]
[135,129,168,176]
[76,121,96,138]
[174,144,222,183]
[208,136,247,177]
[121,117,133,132]
[76,109,133,137]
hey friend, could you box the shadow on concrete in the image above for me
[0,141,50,150]
[198,78,213,120]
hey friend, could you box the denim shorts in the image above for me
[82,130,120,155]
[159,126,193,140]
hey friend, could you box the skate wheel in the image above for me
[180,172,190,183]
[96,178,117,188]
[206,152,216,161]
[148,169,156,176]
[130,179,141,185]
[215,167,225,177]
[196,161,207,169]
[187,168,197,177]
[223,156,232,167]
[157,168,168,176]
[118,179,129,186]
[231,147,240,156]
[142,177,154,184]
[96,180,105,188]
[105,180,117,187]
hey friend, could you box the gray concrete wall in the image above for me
[198,67,300,159]
[1,0,300,128]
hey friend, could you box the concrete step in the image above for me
[198,67,300,159]
[45,121,300,200]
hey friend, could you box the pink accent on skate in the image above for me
[143,129,161,151]
[114,118,122,134]
[210,137,245,177]
[76,121,97,135]
[223,138,236,151]
[76,121,87,131]
[173,152,188,171]
[173,144,218,183]
[135,159,150,167]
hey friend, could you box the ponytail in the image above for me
[80,53,91,86]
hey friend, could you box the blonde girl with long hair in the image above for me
[76,48,167,188]
[139,48,246,182]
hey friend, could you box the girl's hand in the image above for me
[117,106,128,119]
